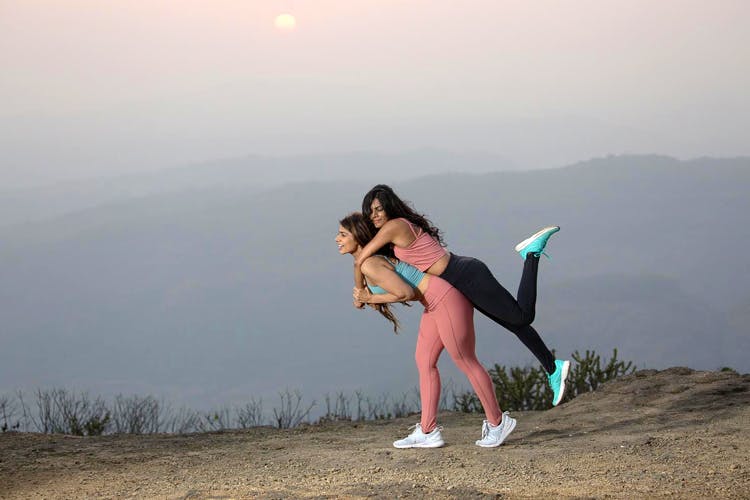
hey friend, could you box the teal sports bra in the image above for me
[367,257,425,295]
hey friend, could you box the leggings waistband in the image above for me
[422,275,453,311]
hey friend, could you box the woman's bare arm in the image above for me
[352,218,413,301]
[354,219,411,268]
[353,257,415,304]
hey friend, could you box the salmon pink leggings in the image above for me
[417,277,502,433]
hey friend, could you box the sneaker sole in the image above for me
[475,417,517,448]
[393,439,445,449]
[552,360,571,406]
[514,226,560,252]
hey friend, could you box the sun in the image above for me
[274,13,297,31]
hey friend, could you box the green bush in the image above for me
[565,349,635,401]
[453,349,635,413]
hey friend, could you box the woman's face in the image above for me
[335,225,359,255]
[369,198,388,229]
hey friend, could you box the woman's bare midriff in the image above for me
[424,254,450,277]
[416,275,430,308]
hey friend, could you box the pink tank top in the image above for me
[393,218,448,272]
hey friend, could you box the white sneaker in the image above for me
[393,424,445,449]
[475,412,517,448]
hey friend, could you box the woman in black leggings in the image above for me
[353,184,570,406]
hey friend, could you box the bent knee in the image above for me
[415,353,438,371]
[451,354,482,372]
[505,311,535,328]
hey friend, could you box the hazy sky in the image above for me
[1,1,748,187]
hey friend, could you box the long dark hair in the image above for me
[339,212,406,333]
[362,184,445,246]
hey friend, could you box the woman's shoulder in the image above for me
[381,218,413,233]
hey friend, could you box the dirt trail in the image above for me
[2,367,749,499]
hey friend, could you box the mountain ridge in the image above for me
[1,155,748,410]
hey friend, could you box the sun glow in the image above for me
[274,14,296,31]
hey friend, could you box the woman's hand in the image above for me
[353,299,365,309]
[353,287,372,304]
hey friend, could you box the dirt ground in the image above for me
[1,367,749,499]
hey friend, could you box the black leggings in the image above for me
[440,253,556,374]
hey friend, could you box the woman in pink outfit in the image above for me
[336,212,516,449]
[353,184,570,406]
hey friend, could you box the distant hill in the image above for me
[0,149,512,227]
[0,155,748,409]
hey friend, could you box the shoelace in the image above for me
[404,423,443,437]
[529,228,558,259]
[481,416,509,440]
[480,421,490,439]
[403,423,421,437]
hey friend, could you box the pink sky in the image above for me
[1,1,748,185]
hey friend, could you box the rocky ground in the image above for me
[1,367,749,499]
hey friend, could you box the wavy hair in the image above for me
[361,184,445,246]
[339,212,407,333]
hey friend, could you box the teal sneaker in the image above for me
[548,359,570,406]
[515,226,560,260]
